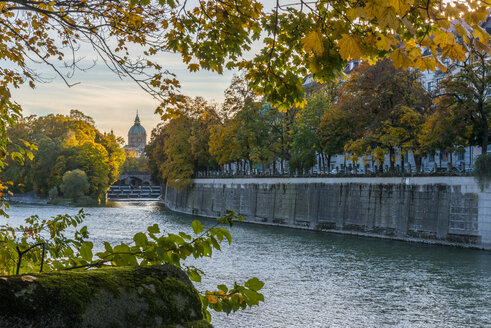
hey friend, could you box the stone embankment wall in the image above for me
[164,177,491,250]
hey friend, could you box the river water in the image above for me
[3,201,491,328]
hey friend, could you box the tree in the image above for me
[317,107,354,172]
[435,52,491,153]
[208,122,241,168]
[290,90,329,174]
[419,105,470,170]
[2,112,126,201]
[122,154,149,172]
[60,169,90,200]
[337,59,430,171]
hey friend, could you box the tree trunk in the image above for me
[482,125,489,154]
[327,155,331,173]
[389,148,395,171]
[401,152,405,173]
[414,154,422,172]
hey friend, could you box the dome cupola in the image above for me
[127,111,147,149]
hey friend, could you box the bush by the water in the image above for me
[60,169,90,200]
[474,153,491,190]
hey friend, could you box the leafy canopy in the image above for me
[0,0,487,116]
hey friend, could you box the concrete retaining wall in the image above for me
[164,177,491,250]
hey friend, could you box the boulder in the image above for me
[0,264,211,328]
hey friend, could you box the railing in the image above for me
[193,167,474,179]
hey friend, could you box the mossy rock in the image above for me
[0,264,212,328]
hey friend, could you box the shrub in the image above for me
[60,169,90,200]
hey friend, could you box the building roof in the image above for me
[129,113,146,135]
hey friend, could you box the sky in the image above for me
[10,52,237,143]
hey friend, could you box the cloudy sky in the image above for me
[10,51,237,143]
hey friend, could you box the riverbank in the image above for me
[164,176,491,250]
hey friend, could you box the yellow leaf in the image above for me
[375,34,396,51]
[414,56,436,71]
[389,0,413,15]
[377,7,399,30]
[302,30,324,56]
[441,43,466,62]
[474,39,491,55]
[365,1,382,19]
[407,45,421,61]
[338,34,364,60]
[454,24,471,39]
[433,56,447,73]
[433,29,456,46]
[472,26,490,43]
[391,48,412,68]
[347,7,365,21]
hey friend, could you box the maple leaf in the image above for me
[433,29,456,46]
[338,34,364,60]
[441,43,466,62]
[302,30,324,56]
[188,63,200,72]
[472,26,490,43]
[413,56,436,72]
[378,7,399,30]
[474,39,491,55]
[376,34,396,51]
[389,0,413,16]
[391,48,412,68]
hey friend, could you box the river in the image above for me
[4,201,491,328]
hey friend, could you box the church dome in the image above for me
[128,113,146,136]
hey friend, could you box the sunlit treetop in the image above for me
[0,0,489,115]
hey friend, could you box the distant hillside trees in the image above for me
[2,110,126,202]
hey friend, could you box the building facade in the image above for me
[125,112,147,155]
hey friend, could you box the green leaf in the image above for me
[104,242,112,253]
[245,277,264,291]
[79,242,93,262]
[217,284,228,293]
[191,220,204,235]
[147,224,160,234]
[133,232,148,247]
[187,268,202,282]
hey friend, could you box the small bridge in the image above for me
[108,171,161,200]
[114,171,153,186]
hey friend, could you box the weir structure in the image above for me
[108,171,161,200]
[164,176,491,250]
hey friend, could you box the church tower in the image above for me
[127,112,147,152]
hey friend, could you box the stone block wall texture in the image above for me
[165,177,491,250]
